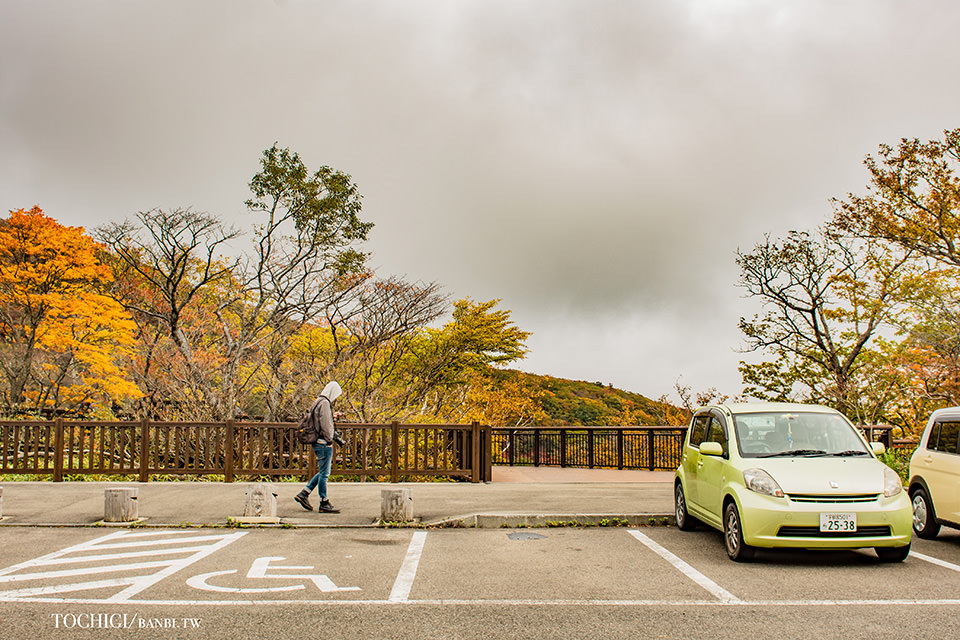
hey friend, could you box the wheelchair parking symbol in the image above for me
[187,557,360,594]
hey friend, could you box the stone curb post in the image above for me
[381,488,413,522]
[104,487,138,522]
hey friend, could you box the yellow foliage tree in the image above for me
[0,207,140,415]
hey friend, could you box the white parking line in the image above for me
[910,551,960,573]
[7,596,960,607]
[627,529,740,603]
[389,531,427,602]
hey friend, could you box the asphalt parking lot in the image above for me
[1,525,959,639]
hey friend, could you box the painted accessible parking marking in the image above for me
[0,530,246,602]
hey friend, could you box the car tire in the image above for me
[875,544,911,563]
[723,501,755,562]
[910,487,941,539]
[675,482,698,531]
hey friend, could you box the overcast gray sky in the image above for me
[2,1,959,403]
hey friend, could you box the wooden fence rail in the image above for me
[0,419,492,483]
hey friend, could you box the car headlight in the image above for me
[743,468,784,498]
[883,466,902,498]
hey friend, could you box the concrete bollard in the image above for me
[242,483,278,519]
[381,488,413,522]
[104,487,138,522]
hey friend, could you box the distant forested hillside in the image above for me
[486,369,688,427]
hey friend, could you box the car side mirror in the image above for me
[699,441,724,456]
[870,442,886,456]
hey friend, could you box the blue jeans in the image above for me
[305,443,334,501]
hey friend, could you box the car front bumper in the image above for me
[735,488,913,549]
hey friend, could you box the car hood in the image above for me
[751,457,886,495]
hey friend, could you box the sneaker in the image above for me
[318,500,340,513]
[294,490,313,511]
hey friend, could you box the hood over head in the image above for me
[321,381,342,403]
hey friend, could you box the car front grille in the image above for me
[776,525,892,538]
[787,494,880,504]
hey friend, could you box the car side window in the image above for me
[689,414,709,447]
[938,422,960,454]
[705,416,728,455]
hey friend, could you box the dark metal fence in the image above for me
[491,426,688,471]
[0,419,492,483]
[490,424,899,471]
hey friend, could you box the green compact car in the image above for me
[674,403,912,562]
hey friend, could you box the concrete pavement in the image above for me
[0,467,675,528]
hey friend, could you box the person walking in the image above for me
[294,381,342,513]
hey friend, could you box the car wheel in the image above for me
[675,482,697,531]
[875,544,911,563]
[723,501,755,562]
[911,488,941,539]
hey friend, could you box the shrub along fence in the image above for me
[0,420,492,483]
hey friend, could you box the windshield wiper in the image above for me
[757,449,827,458]
[830,450,870,457]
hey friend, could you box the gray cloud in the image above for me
[2,0,960,399]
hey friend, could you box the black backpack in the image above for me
[296,399,322,445]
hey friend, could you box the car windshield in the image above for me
[732,411,870,458]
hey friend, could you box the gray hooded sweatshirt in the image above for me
[312,381,342,444]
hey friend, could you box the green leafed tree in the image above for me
[833,128,960,267]
[736,227,918,421]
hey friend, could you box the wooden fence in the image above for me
[0,419,492,483]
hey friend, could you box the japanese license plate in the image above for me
[820,512,857,532]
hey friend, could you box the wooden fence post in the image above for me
[390,422,400,483]
[224,420,235,483]
[53,418,64,482]
[139,418,149,483]
[471,421,480,483]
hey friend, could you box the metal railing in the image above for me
[0,419,492,483]
[491,426,688,471]
[490,424,899,471]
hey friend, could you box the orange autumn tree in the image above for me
[0,207,140,416]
